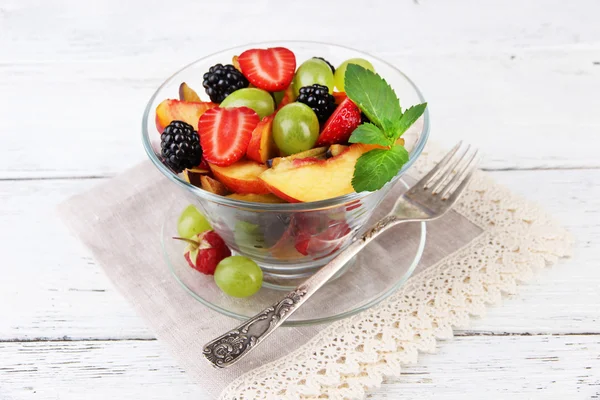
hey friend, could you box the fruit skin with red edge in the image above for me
[181,231,231,275]
[259,144,374,202]
[315,98,361,146]
[332,91,347,105]
[210,160,270,194]
[246,115,278,163]
[155,99,217,133]
[198,107,260,167]
[200,175,230,196]
[238,47,296,91]
[274,86,296,110]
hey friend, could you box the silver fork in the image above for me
[203,142,479,368]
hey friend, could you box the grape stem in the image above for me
[172,237,200,246]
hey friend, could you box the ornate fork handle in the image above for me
[203,215,403,368]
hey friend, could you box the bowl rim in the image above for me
[142,40,430,211]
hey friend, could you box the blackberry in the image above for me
[202,64,249,103]
[313,57,335,73]
[296,84,337,123]
[160,121,202,173]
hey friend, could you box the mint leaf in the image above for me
[393,103,427,139]
[352,145,409,192]
[349,123,392,147]
[345,64,402,133]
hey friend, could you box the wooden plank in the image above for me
[369,335,600,399]
[0,0,599,177]
[0,168,598,340]
[1,335,599,399]
[1,48,598,177]
[1,0,599,63]
[0,340,204,400]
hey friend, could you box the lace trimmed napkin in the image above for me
[58,143,572,399]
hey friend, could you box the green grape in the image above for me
[334,58,375,92]
[214,256,263,298]
[177,205,211,239]
[272,90,286,106]
[220,88,275,118]
[234,221,268,254]
[272,103,319,156]
[292,58,335,97]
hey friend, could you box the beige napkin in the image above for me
[57,157,484,398]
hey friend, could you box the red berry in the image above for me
[198,107,260,167]
[293,216,351,256]
[183,230,231,275]
[315,98,361,146]
[238,47,296,92]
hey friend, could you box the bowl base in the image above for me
[260,256,357,291]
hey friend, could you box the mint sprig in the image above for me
[352,145,409,192]
[348,123,392,147]
[345,64,401,134]
[345,64,427,192]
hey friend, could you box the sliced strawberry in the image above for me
[238,47,296,91]
[315,98,361,146]
[198,107,260,167]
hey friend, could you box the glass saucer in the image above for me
[162,180,426,326]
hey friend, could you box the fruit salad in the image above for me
[155,46,427,203]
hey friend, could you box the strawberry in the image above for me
[315,98,361,146]
[180,230,231,275]
[294,219,351,256]
[237,47,296,91]
[198,107,260,167]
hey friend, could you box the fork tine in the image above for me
[421,141,463,189]
[442,156,478,203]
[430,144,471,194]
[440,149,479,198]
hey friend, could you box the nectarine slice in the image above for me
[200,175,229,196]
[179,82,202,102]
[226,193,286,203]
[155,99,216,133]
[246,116,278,164]
[259,144,373,202]
[210,161,270,195]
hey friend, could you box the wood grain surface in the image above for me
[1,0,598,398]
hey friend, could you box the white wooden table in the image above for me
[1,0,599,398]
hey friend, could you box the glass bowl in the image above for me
[142,41,429,283]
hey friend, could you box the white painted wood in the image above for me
[1,336,599,400]
[2,0,599,397]
[0,169,598,341]
[1,1,599,178]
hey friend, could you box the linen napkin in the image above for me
[58,145,571,399]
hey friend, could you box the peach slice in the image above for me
[200,175,229,196]
[210,160,270,194]
[259,144,374,202]
[246,115,278,164]
[226,193,286,203]
[326,144,349,158]
[155,99,217,133]
[179,82,202,102]
[182,167,209,187]
[332,91,347,105]
[267,147,328,168]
